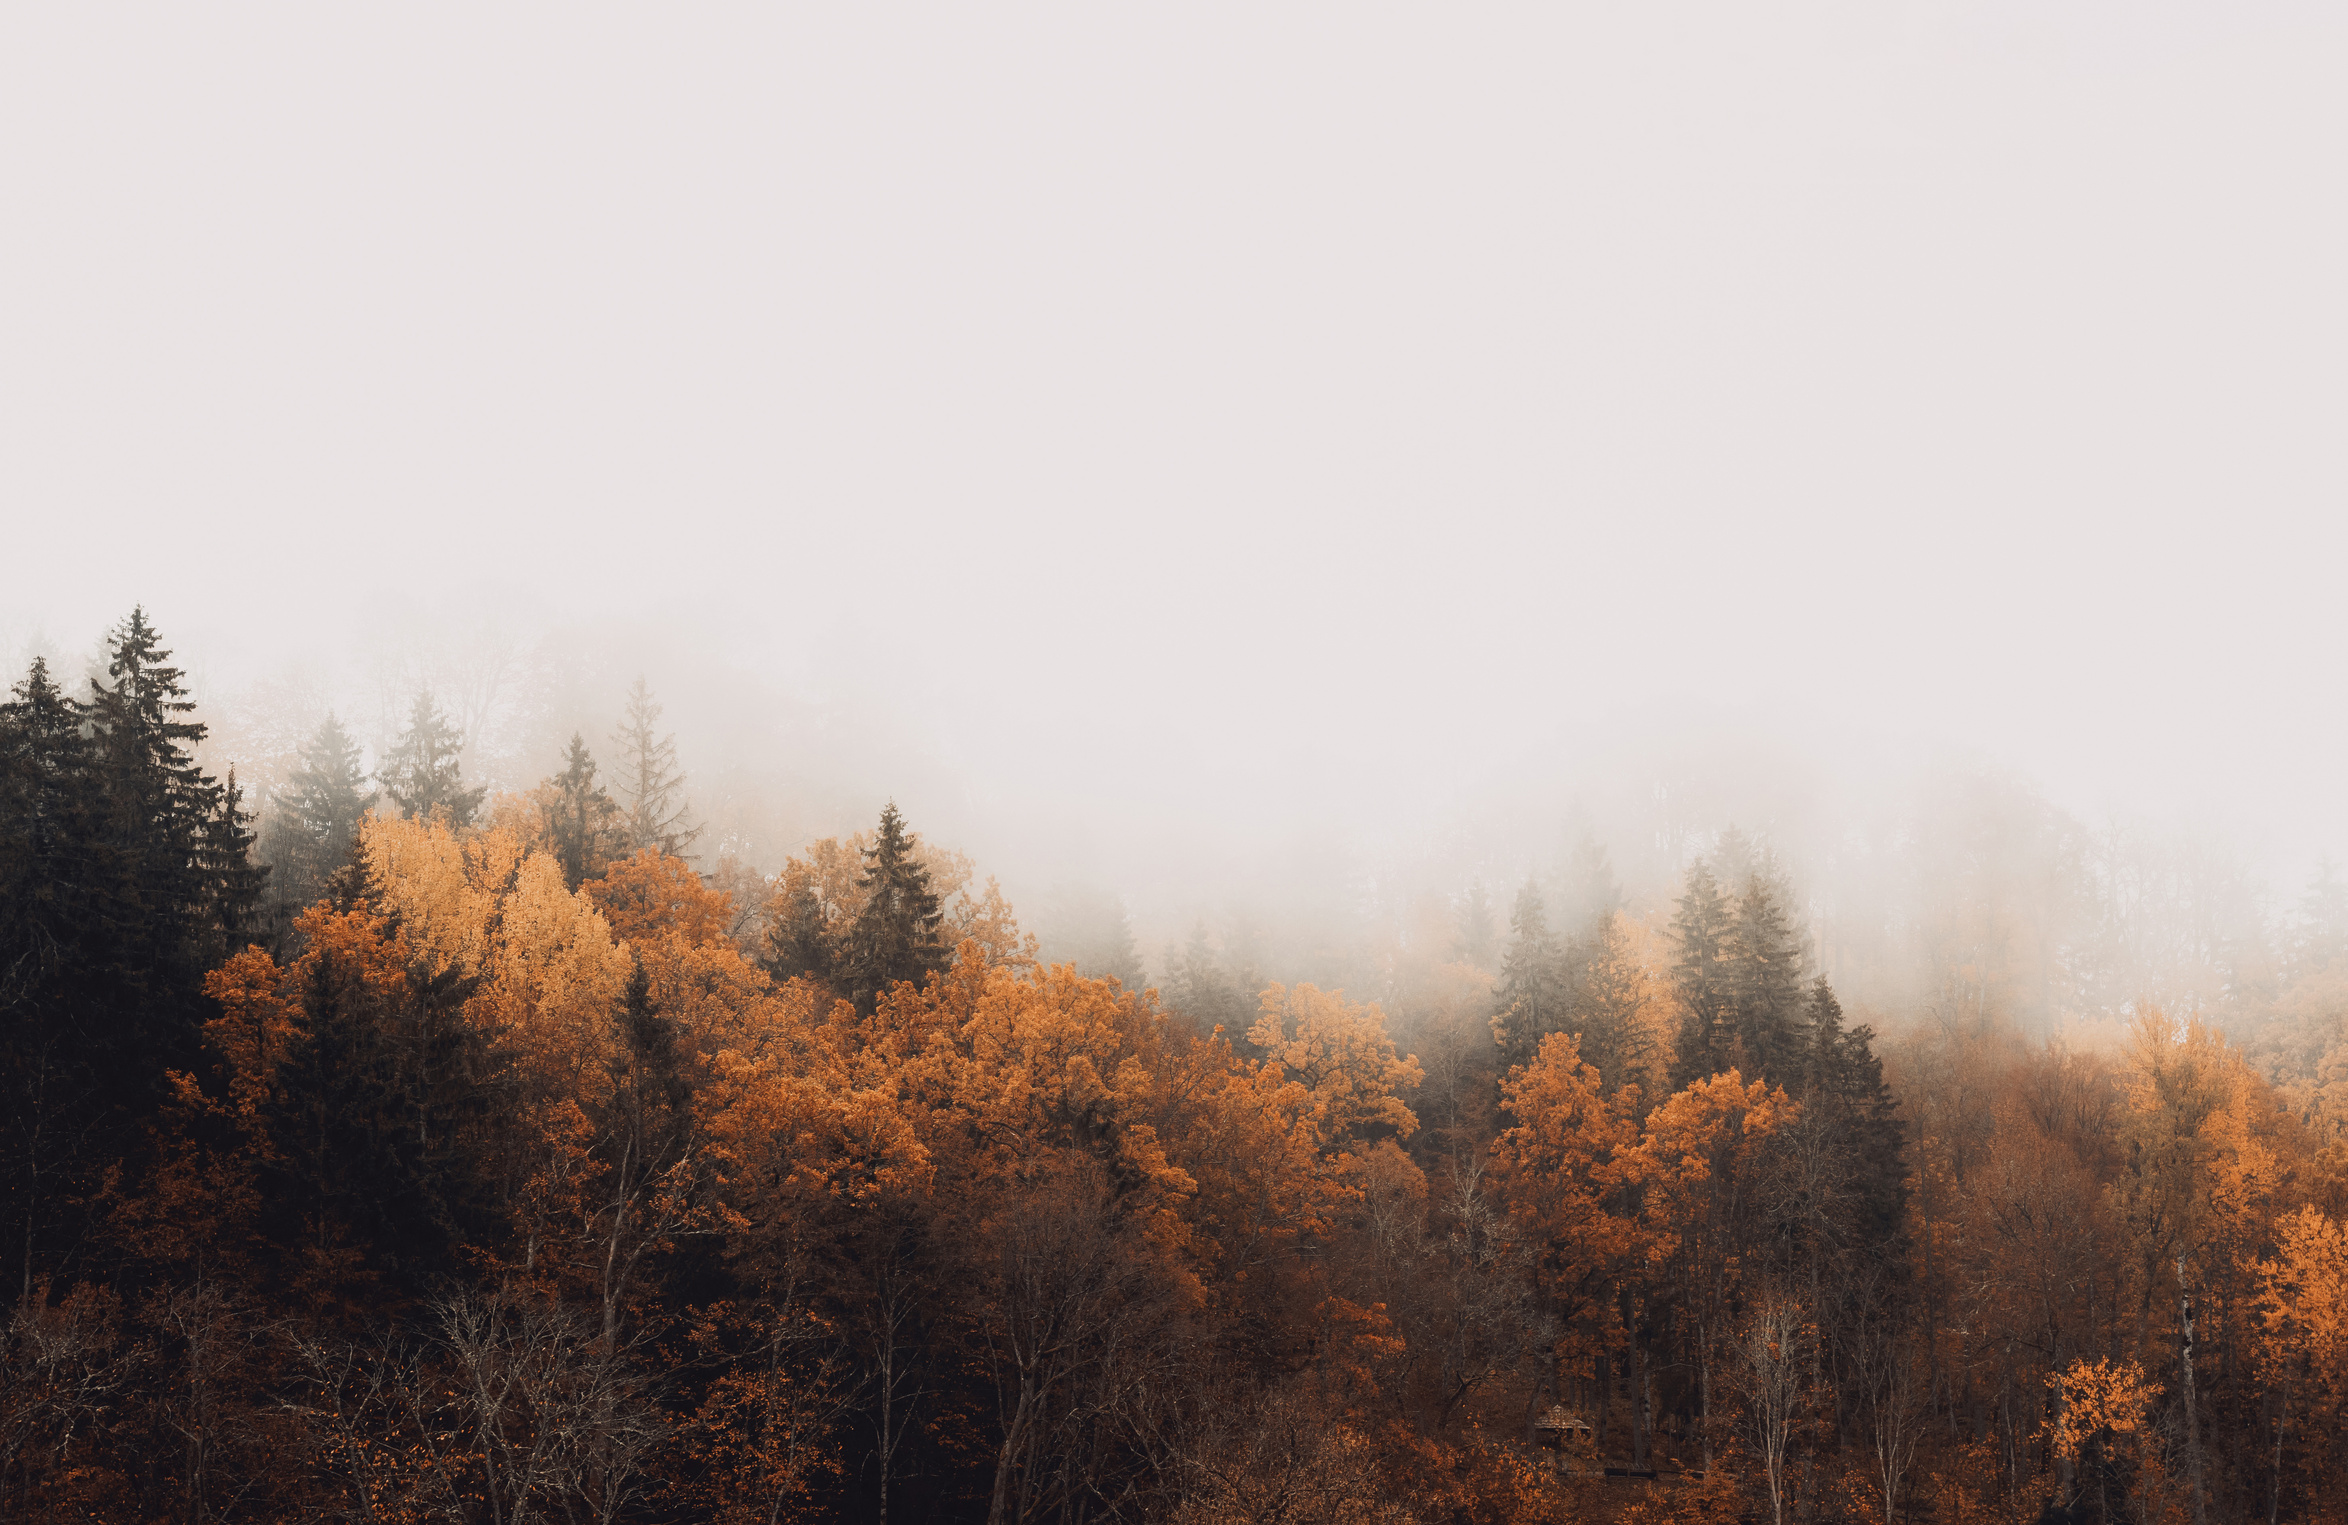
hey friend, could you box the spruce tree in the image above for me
[839,803,947,1014]
[1568,910,1655,1098]
[611,677,698,858]
[3,615,266,1290]
[0,658,100,1012]
[1667,859,1736,1089]
[1,658,110,1293]
[1796,976,1906,1255]
[380,691,484,829]
[87,608,217,937]
[544,733,628,890]
[1555,832,1622,931]
[200,767,270,955]
[1451,881,1498,968]
[1035,883,1144,988]
[1724,876,1806,1084]
[1492,879,1570,1069]
[262,713,376,911]
[1165,921,1253,1036]
[760,872,838,989]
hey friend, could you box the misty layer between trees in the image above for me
[5,610,2348,1525]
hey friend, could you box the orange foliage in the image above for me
[586,848,736,949]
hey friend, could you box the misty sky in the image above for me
[5,4,2344,897]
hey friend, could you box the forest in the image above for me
[5,610,2348,1525]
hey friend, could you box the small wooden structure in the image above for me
[1533,1405,1595,1452]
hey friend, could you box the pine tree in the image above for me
[0,658,100,1013]
[1724,876,1806,1085]
[1492,879,1571,1069]
[1668,859,1736,1089]
[1451,881,1498,968]
[760,869,838,989]
[1796,976,1906,1254]
[1034,883,1144,988]
[200,768,270,955]
[610,677,698,858]
[262,713,376,912]
[543,734,628,890]
[87,608,218,936]
[1165,921,1253,1037]
[1555,832,1622,932]
[3,615,266,1292]
[839,803,946,1014]
[1568,910,1655,1098]
[2298,859,2348,975]
[380,691,484,829]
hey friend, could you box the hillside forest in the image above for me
[6,611,2348,1525]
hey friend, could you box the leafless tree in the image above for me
[1734,1293,1809,1525]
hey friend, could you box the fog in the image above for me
[6,4,2345,1032]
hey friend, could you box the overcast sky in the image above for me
[5,3,2344,889]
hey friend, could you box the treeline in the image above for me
[4,611,2347,1524]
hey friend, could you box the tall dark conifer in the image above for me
[544,734,628,890]
[840,803,946,1014]
[262,713,376,913]
[1797,976,1906,1250]
[611,678,698,858]
[380,691,484,829]
[1668,860,1736,1089]
[1492,879,1570,1069]
[200,767,270,955]
[1451,881,1498,968]
[760,874,838,990]
[1568,911,1654,1098]
[1724,876,1806,1084]
[2,614,265,1291]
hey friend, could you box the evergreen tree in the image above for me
[1165,921,1253,1037]
[0,658,100,1013]
[1451,881,1498,968]
[838,803,947,1014]
[1491,879,1571,1069]
[1,658,111,1294]
[2,615,267,1292]
[1554,832,1622,932]
[760,872,838,989]
[1568,910,1656,1098]
[1795,976,1906,1253]
[87,608,218,941]
[2298,858,2348,974]
[263,934,504,1300]
[1035,883,1145,988]
[200,767,270,954]
[544,733,629,890]
[379,690,484,829]
[1667,859,1736,1089]
[1724,875,1807,1085]
[610,677,699,858]
[261,713,376,912]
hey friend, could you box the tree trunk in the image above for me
[2177,1257,2207,1525]
[987,1379,1038,1525]
[2270,1378,2287,1525]
[1630,1326,1650,1469]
